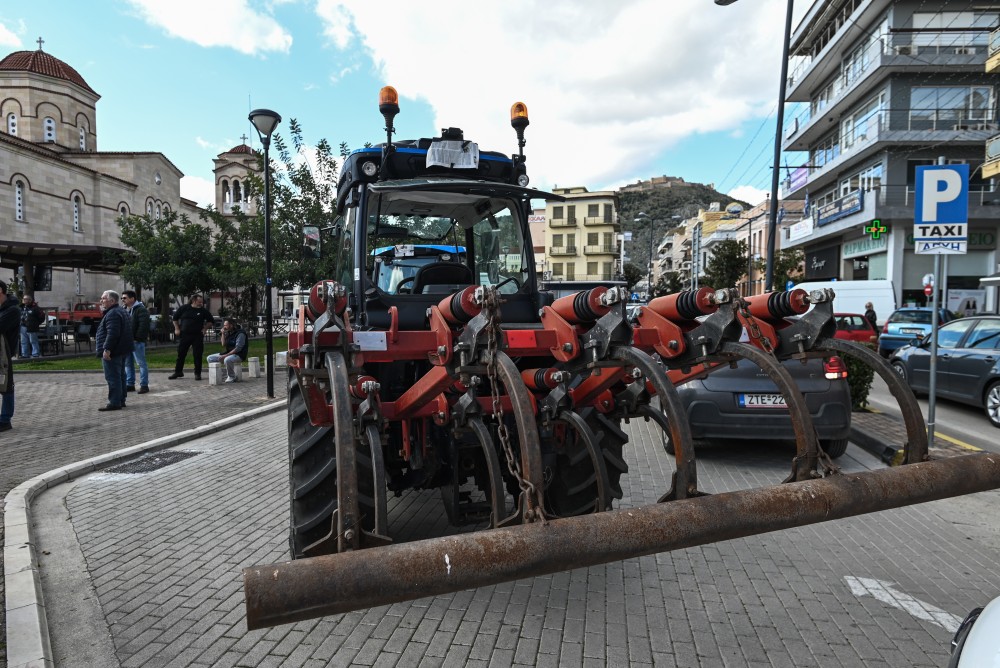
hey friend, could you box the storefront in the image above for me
[901,228,996,309]
[804,244,840,280]
[842,234,888,280]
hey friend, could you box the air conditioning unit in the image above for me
[954,47,973,55]
[894,45,913,56]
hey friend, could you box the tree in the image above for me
[754,248,804,291]
[622,263,644,292]
[117,211,219,315]
[653,271,682,297]
[702,238,749,291]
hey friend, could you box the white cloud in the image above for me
[728,186,769,207]
[314,0,795,190]
[0,20,23,48]
[124,0,292,55]
[181,175,216,209]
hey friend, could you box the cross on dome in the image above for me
[37,37,45,51]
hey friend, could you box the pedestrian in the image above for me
[864,301,877,329]
[122,290,150,394]
[95,290,134,411]
[0,280,19,431]
[168,294,213,381]
[19,294,45,358]
[207,318,249,383]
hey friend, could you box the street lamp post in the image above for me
[717,0,794,292]
[249,108,282,398]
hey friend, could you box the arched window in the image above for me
[15,180,25,221]
[155,204,161,220]
[162,203,170,215]
[233,180,242,202]
[73,195,81,231]
[7,113,16,136]
[146,201,153,216]
[222,179,230,203]
[79,127,87,150]
[119,204,129,218]
[44,117,56,142]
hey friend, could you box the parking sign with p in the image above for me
[913,164,969,255]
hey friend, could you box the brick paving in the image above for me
[27,412,1000,667]
[0,369,281,668]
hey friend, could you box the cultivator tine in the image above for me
[610,345,700,501]
[362,424,390,539]
[244,452,1000,628]
[326,351,361,552]
[815,337,928,464]
[557,409,611,512]
[719,341,825,481]
[467,416,508,527]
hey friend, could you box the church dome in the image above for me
[226,144,255,155]
[0,47,98,96]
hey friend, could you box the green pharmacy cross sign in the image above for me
[865,219,886,240]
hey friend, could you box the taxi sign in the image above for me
[914,164,969,255]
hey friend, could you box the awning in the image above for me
[980,271,1000,287]
[0,241,127,273]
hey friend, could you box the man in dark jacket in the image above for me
[0,280,19,431]
[19,295,45,358]
[95,290,134,411]
[169,294,213,381]
[207,319,249,383]
[122,290,150,394]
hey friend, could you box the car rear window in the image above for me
[888,310,932,324]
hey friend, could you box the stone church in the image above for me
[0,41,257,311]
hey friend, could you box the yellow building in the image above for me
[542,187,619,282]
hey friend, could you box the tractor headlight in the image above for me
[361,161,378,177]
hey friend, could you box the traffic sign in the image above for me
[924,285,933,297]
[786,280,794,291]
[914,164,969,255]
[922,273,934,287]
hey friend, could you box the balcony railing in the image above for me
[584,245,617,255]
[550,218,577,228]
[583,216,617,227]
[549,246,577,256]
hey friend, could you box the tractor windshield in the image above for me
[365,186,528,295]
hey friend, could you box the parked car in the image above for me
[889,315,1000,427]
[832,312,879,344]
[878,307,954,357]
[948,593,1000,667]
[674,351,852,458]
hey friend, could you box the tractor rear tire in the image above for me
[546,410,628,517]
[288,369,337,559]
[820,438,849,459]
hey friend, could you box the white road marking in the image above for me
[845,576,963,632]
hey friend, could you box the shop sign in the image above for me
[817,190,863,226]
[905,229,996,250]
[805,244,840,279]
[788,217,814,241]
[842,234,888,259]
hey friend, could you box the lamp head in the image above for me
[248,109,282,142]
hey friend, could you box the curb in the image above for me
[2,399,287,668]
[848,425,903,465]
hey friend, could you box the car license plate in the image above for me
[900,327,922,334]
[738,393,787,408]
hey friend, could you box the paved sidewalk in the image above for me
[1,369,282,668]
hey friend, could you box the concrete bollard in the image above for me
[208,362,225,386]
[248,357,261,378]
[275,351,287,368]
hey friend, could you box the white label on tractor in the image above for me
[354,268,360,281]
[395,244,414,257]
[354,331,387,351]
[427,140,480,169]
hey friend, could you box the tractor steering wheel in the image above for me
[395,277,415,294]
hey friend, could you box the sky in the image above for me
[0,1,810,210]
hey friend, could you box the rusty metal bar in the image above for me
[243,452,1000,629]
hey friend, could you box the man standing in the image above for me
[207,319,249,383]
[169,294,213,381]
[19,295,45,358]
[95,290,134,411]
[0,281,19,431]
[122,290,150,394]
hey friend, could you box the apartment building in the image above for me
[541,187,620,282]
[779,0,1000,311]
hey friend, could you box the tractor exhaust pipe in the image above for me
[244,453,1000,629]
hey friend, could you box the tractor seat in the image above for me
[412,262,475,295]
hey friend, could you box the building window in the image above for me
[566,263,576,280]
[7,113,16,136]
[155,204,161,220]
[810,131,841,170]
[588,232,599,246]
[552,234,563,248]
[603,204,613,223]
[233,180,242,202]
[910,86,994,129]
[119,205,128,218]
[552,206,563,219]
[15,180,25,221]
[75,269,83,295]
[222,179,231,204]
[567,205,576,222]
[73,195,81,231]
[44,117,56,142]
[553,262,564,276]
[841,90,886,149]
[79,127,87,150]
[588,204,600,218]
[587,262,598,276]
[147,201,153,216]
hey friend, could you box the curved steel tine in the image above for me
[816,337,928,464]
[557,409,612,512]
[325,351,360,552]
[467,416,508,527]
[363,424,389,540]
[610,345,699,501]
[720,342,823,482]
[493,350,546,521]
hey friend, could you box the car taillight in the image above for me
[882,321,889,334]
[824,356,848,380]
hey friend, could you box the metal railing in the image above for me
[550,218,577,228]
[549,246,577,256]
[583,216,617,227]
[584,245,617,255]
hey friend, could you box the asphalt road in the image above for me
[866,377,1000,454]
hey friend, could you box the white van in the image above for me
[793,279,896,326]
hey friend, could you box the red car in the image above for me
[833,312,879,344]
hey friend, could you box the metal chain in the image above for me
[482,287,543,518]
[736,295,774,354]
